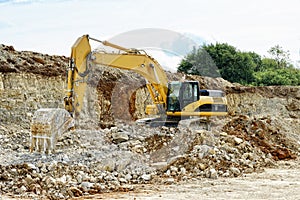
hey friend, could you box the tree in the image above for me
[255,68,300,86]
[178,46,220,78]
[231,52,256,84]
[204,43,258,84]
[248,52,262,72]
[178,43,256,84]
[260,58,278,71]
[178,42,299,86]
[268,45,290,68]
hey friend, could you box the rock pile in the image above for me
[0,44,67,76]
[1,115,299,199]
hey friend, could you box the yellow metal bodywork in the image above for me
[65,35,91,115]
[167,96,227,117]
[183,96,227,112]
[166,111,227,117]
[65,35,228,119]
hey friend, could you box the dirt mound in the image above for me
[223,115,297,160]
[0,44,67,76]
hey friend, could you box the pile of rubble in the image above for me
[1,115,299,199]
[0,44,67,76]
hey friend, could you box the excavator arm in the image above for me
[64,35,168,117]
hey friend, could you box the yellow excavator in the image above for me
[30,35,227,153]
[65,35,227,120]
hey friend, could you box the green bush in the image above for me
[178,43,300,86]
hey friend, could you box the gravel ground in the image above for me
[74,159,300,200]
[0,115,299,199]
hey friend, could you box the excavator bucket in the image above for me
[30,108,75,154]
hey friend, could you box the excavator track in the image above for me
[136,116,212,130]
[178,117,212,131]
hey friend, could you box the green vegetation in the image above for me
[178,43,300,86]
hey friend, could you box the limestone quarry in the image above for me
[0,44,299,199]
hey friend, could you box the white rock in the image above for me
[57,175,67,184]
[234,137,243,145]
[55,192,65,199]
[104,174,114,181]
[180,167,186,175]
[26,163,37,170]
[230,167,241,176]
[76,174,83,183]
[125,174,132,181]
[220,132,228,136]
[45,176,56,187]
[40,164,48,173]
[151,162,168,169]
[20,185,27,193]
[165,178,175,184]
[165,169,171,176]
[170,166,178,172]
[81,181,94,190]
[170,127,176,133]
[119,178,127,183]
[112,132,129,143]
[209,168,218,179]
[222,171,230,177]
[10,168,18,176]
[110,127,118,133]
[141,174,151,181]
[194,145,214,159]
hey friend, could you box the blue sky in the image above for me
[1,0,300,67]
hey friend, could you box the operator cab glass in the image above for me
[200,90,225,97]
[167,81,199,112]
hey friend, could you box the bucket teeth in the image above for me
[30,108,74,154]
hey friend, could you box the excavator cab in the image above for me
[166,81,227,117]
[167,81,200,112]
[164,81,227,129]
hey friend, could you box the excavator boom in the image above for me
[65,35,168,116]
